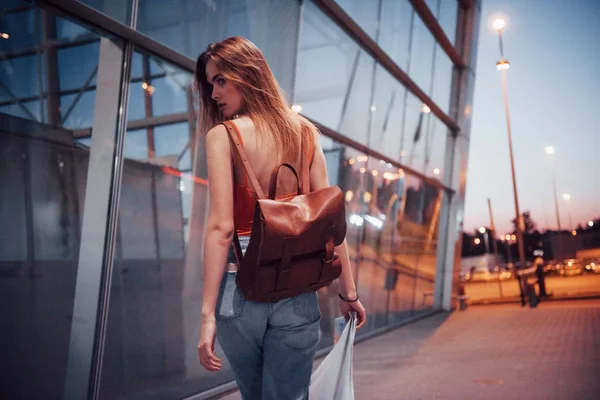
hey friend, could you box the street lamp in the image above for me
[589,221,594,227]
[545,145,563,259]
[563,193,573,230]
[493,18,526,305]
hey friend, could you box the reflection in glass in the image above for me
[426,0,459,44]
[78,0,132,24]
[100,50,233,400]
[0,1,114,398]
[136,0,300,96]
[296,0,372,141]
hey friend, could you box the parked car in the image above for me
[470,267,493,282]
[490,265,512,280]
[584,260,600,274]
[560,259,583,277]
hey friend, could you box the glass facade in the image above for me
[0,0,480,398]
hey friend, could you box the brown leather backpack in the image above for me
[223,121,347,303]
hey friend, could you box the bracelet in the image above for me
[338,293,359,303]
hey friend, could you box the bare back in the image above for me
[230,116,316,197]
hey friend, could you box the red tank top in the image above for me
[232,127,314,236]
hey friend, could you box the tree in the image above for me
[511,211,542,260]
[511,211,537,234]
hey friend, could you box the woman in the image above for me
[196,36,366,399]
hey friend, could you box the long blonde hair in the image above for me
[195,36,315,160]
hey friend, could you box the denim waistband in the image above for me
[226,235,250,265]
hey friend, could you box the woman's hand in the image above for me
[339,298,366,329]
[197,317,222,372]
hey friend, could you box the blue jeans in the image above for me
[216,237,320,400]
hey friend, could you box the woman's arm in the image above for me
[202,124,235,319]
[198,124,234,372]
[308,129,366,328]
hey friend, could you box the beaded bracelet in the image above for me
[338,293,360,303]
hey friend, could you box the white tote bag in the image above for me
[310,312,357,400]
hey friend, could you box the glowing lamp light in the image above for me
[359,167,366,174]
[371,170,378,177]
[421,104,431,113]
[572,230,577,236]
[345,190,354,202]
[493,18,506,31]
[479,227,486,234]
[0,33,9,39]
[500,235,505,241]
[563,193,571,201]
[474,238,481,245]
[589,221,594,227]
[291,104,302,113]
[349,158,355,165]
[364,215,384,230]
[496,60,511,70]
[545,146,555,155]
[363,192,372,203]
[349,214,364,227]
[383,172,395,180]
[433,168,441,175]
[511,234,516,241]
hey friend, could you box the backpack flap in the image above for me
[256,185,347,264]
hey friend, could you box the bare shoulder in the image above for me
[206,124,229,148]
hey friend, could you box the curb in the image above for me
[468,293,600,306]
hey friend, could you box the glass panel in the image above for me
[57,41,100,91]
[0,2,122,398]
[78,0,132,25]
[379,0,413,70]
[334,0,379,37]
[398,91,448,179]
[427,0,459,45]
[60,91,96,129]
[154,122,189,158]
[431,45,453,114]
[295,0,372,140]
[150,74,190,117]
[440,1,459,44]
[124,129,149,160]
[369,64,406,160]
[0,7,38,53]
[56,15,97,41]
[100,50,225,399]
[136,0,300,97]
[403,175,441,312]
[0,54,41,102]
[408,14,436,97]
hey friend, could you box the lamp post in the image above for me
[545,146,563,260]
[563,193,573,231]
[494,18,525,306]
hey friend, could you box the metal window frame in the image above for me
[311,118,454,193]
[409,0,465,68]
[433,0,481,311]
[311,0,461,134]
[62,34,131,399]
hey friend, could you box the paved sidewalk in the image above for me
[219,299,600,399]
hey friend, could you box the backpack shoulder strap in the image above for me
[222,120,266,199]
[301,126,310,194]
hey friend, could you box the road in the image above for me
[463,273,600,302]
